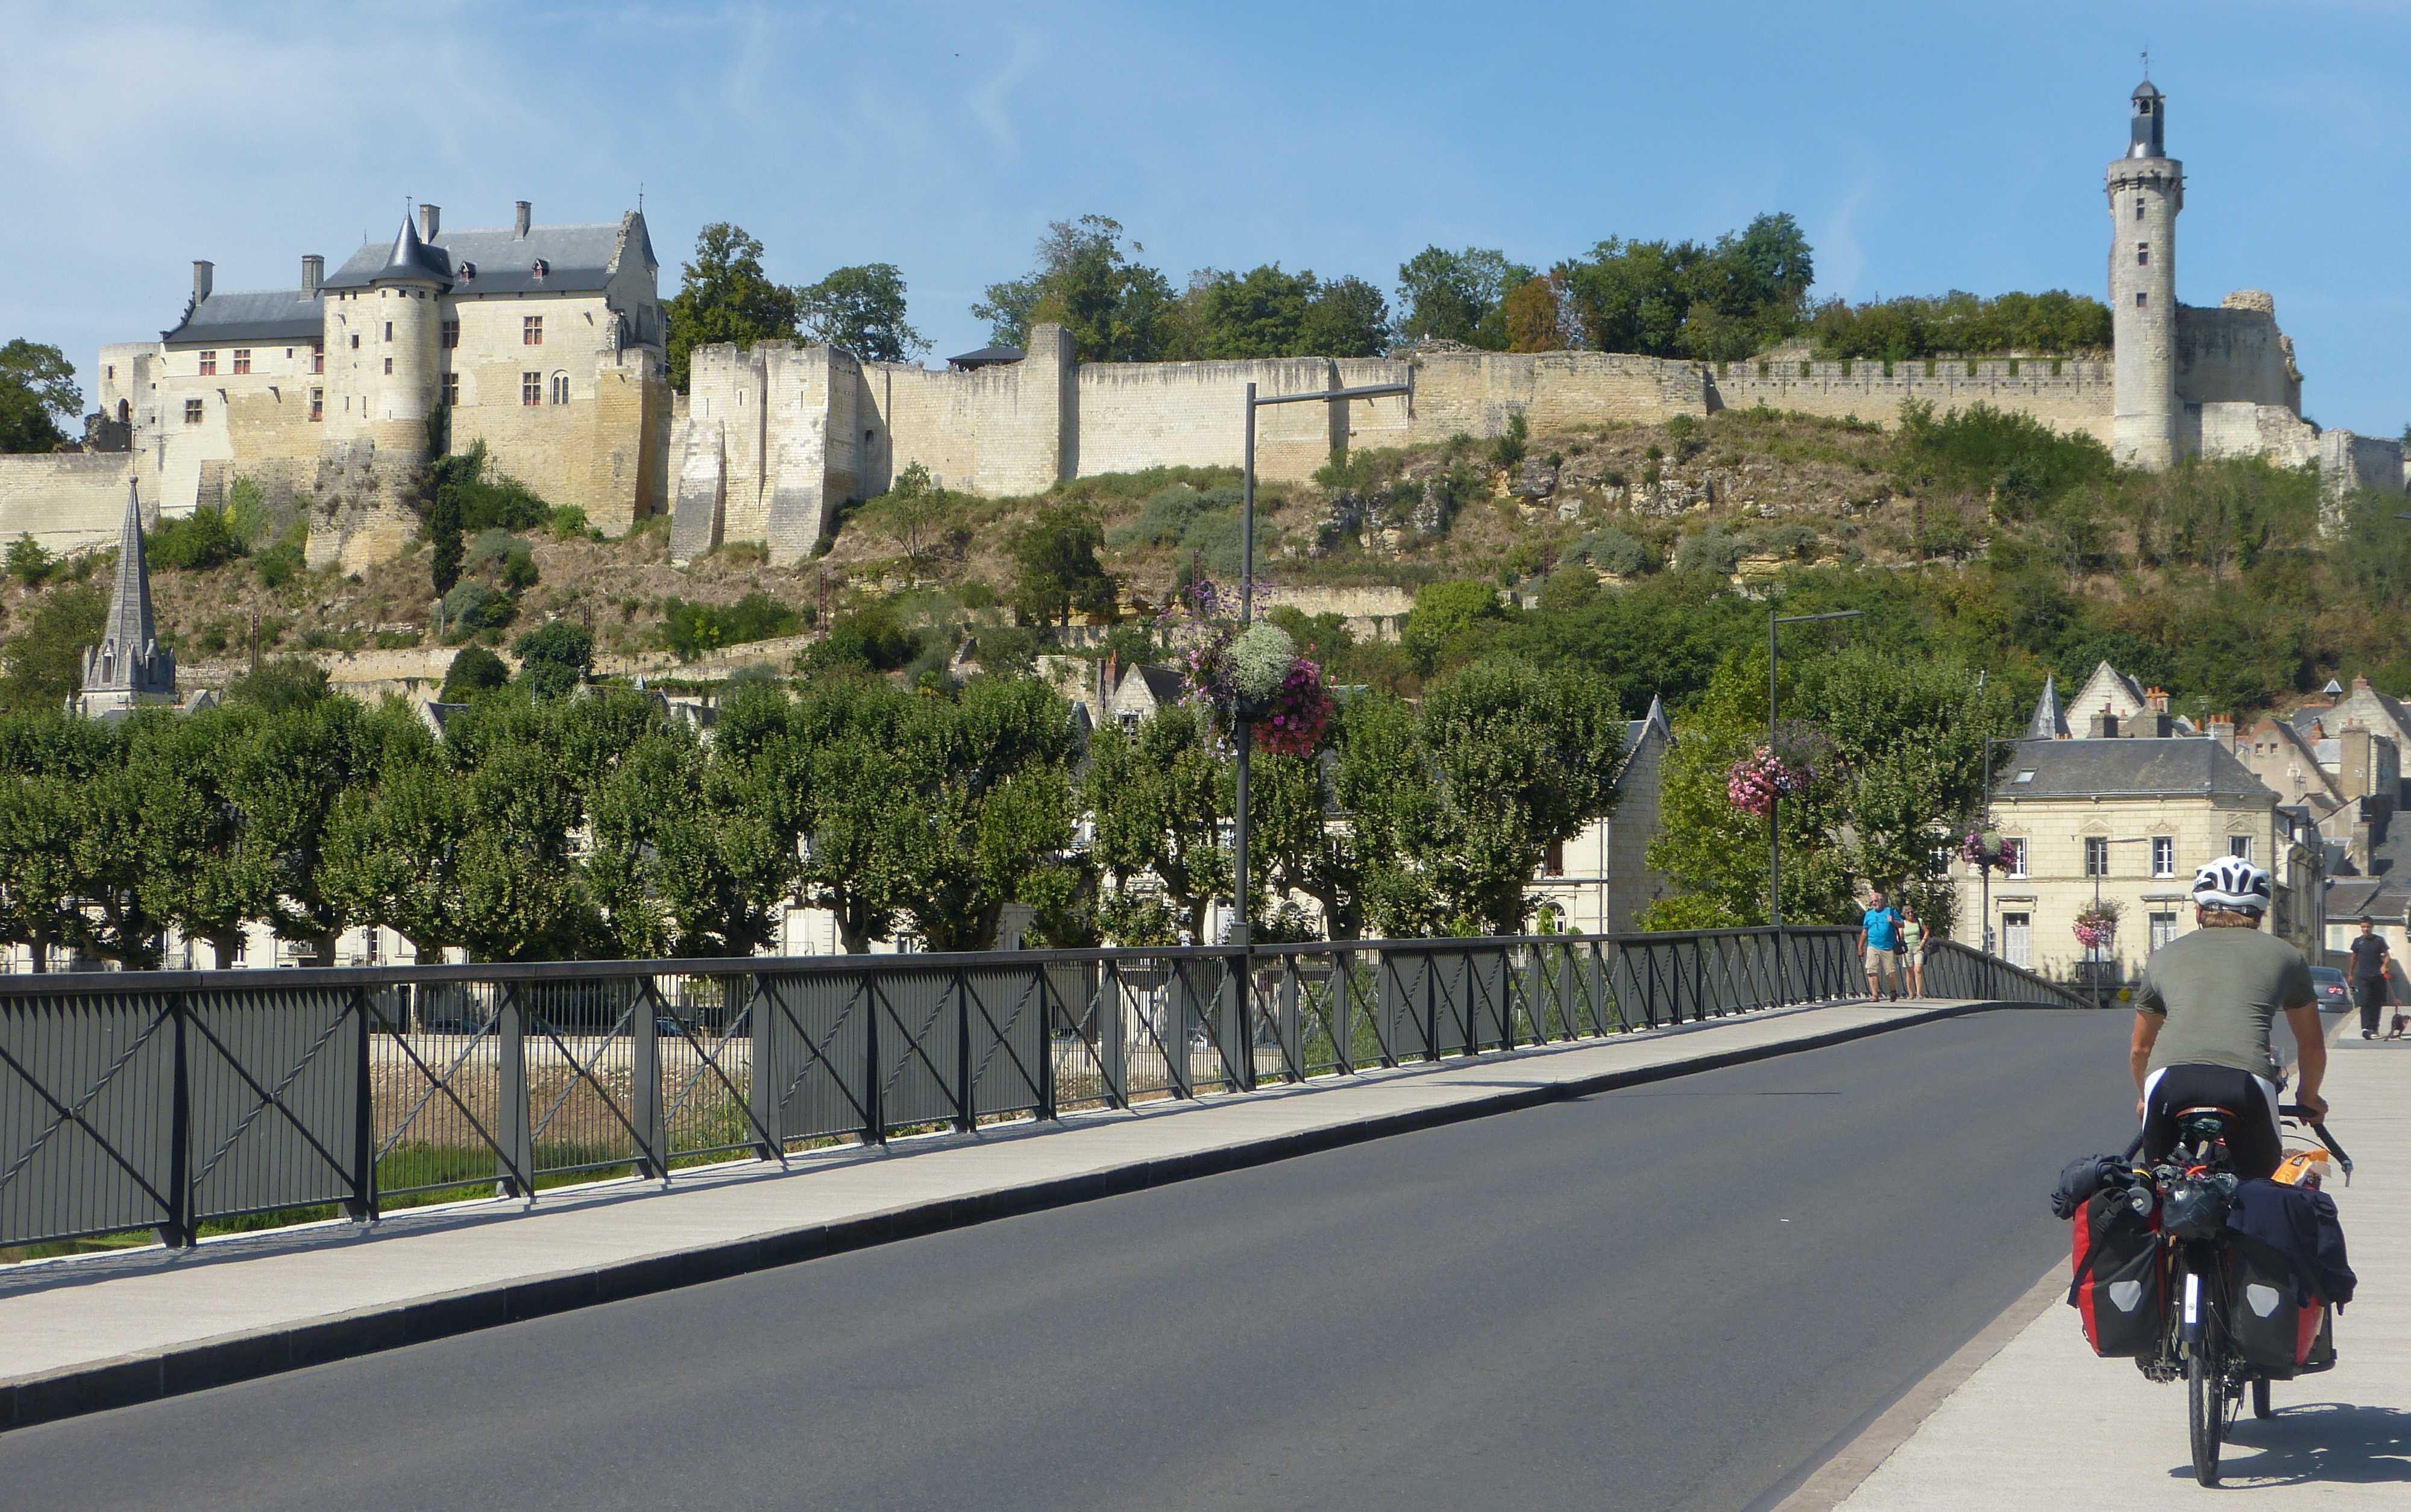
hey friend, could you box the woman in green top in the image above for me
[1899,904,1926,997]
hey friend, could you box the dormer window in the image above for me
[531,259,549,280]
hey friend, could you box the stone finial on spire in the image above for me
[2025,674,2070,740]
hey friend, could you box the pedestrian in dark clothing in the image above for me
[2346,917,2391,1040]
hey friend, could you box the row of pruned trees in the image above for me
[0,659,1624,970]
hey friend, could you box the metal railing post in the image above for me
[1228,953,1253,1093]
[1334,949,1357,1074]
[632,979,665,1179]
[955,970,976,1132]
[348,987,375,1220]
[752,977,787,1159]
[864,978,885,1144]
[1101,960,1127,1108]
[1278,957,1300,1082]
[497,989,533,1199]
[1423,952,1441,1063]
[1037,963,1058,1121]
[1169,960,1195,1099]
[162,992,193,1249]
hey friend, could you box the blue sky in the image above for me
[5,0,2406,433]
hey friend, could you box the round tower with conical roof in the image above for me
[2107,77,2183,469]
[366,215,447,457]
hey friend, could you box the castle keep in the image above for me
[1,78,2400,562]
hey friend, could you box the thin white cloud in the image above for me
[967,30,1048,160]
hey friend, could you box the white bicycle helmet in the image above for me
[2190,855,2271,915]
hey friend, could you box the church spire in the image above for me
[75,479,175,718]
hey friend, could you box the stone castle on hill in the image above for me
[1,77,2401,566]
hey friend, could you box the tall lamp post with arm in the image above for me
[1228,379,1411,961]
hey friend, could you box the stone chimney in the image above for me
[418,203,441,242]
[514,200,532,239]
[192,260,213,306]
[300,254,322,300]
[2146,686,2171,714]
[1100,651,1119,725]
[2207,714,2236,750]
[2089,707,2120,739]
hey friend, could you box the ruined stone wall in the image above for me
[0,453,142,553]
[867,324,1072,498]
[2198,400,2318,467]
[2178,297,2301,413]
[1710,357,2117,444]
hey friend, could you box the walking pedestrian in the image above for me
[1899,903,1926,998]
[2346,916,2390,1040]
[1861,888,1905,1002]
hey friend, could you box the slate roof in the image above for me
[1994,736,2274,800]
[1621,694,1671,760]
[321,216,648,296]
[161,287,325,345]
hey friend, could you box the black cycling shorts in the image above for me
[2140,1062,2283,1179]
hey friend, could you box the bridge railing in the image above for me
[0,926,2058,1253]
[1920,939,2099,1011]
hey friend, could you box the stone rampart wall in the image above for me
[1074,356,1346,483]
[0,452,141,553]
[1407,351,1702,440]
[1709,357,2117,444]
[868,324,1071,499]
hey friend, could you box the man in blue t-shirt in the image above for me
[1861,889,1905,1002]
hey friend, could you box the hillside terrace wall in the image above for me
[0,452,142,553]
[1706,357,2117,444]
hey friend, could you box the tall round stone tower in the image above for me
[366,215,447,457]
[2107,78,2183,469]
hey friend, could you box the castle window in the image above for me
[383,321,393,342]
[198,350,216,375]
[442,372,459,406]
[312,342,324,373]
[2136,243,2149,267]
[2134,198,2146,221]
[522,371,542,406]
[441,319,460,349]
[183,398,203,423]
[550,372,570,405]
[523,316,544,347]
[2230,836,2254,862]
[105,365,113,380]
[350,333,360,350]
[383,357,393,375]
[232,349,250,374]
[309,387,322,421]
[2135,291,2148,309]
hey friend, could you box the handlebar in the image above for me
[2280,1105,2354,1176]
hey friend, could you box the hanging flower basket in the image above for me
[2073,899,2123,952]
[1170,581,1334,756]
[1726,745,1814,818]
[1961,828,2009,870]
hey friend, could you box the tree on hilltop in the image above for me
[973,215,1178,362]
[1396,247,1532,350]
[1,339,81,454]
[664,224,802,390]
[796,263,928,362]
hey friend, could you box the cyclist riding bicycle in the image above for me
[2130,856,2328,1179]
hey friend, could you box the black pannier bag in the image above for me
[2069,1187,2164,1358]
[2227,1233,2325,1378]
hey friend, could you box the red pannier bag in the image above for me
[2228,1233,2331,1378]
[2068,1187,2164,1358]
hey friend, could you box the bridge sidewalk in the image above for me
[1,994,1991,1429]
[1803,1017,2409,1507]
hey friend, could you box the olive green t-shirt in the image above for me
[2133,926,2315,1079]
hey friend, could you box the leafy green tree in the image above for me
[1087,707,1232,943]
[1181,265,1318,359]
[1295,275,1392,358]
[224,656,330,714]
[796,263,927,362]
[0,584,105,715]
[130,704,271,967]
[0,711,91,969]
[322,709,471,964]
[1349,662,1623,936]
[228,695,374,962]
[1396,246,1530,349]
[787,678,920,952]
[1,339,80,454]
[1401,579,1512,673]
[1009,504,1117,627]
[439,644,510,702]
[585,721,790,958]
[512,620,593,700]
[891,677,1083,951]
[146,505,244,571]
[1555,214,1814,359]
[6,533,52,587]
[664,223,802,391]
[972,215,1177,361]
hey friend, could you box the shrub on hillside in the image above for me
[439,644,510,702]
[1674,526,1743,576]
[429,441,549,533]
[1571,527,1655,577]
[146,504,243,572]
[661,592,805,659]
[1892,400,2111,512]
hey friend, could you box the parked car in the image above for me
[2310,965,2351,1011]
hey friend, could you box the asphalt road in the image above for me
[0,1008,2135,1512]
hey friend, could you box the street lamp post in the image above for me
[1767,608,1861,1003]
[1230,380,1412,956]
[2075,833,2151,1008]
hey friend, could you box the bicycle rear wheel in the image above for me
[2189,1316,2225,1485]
